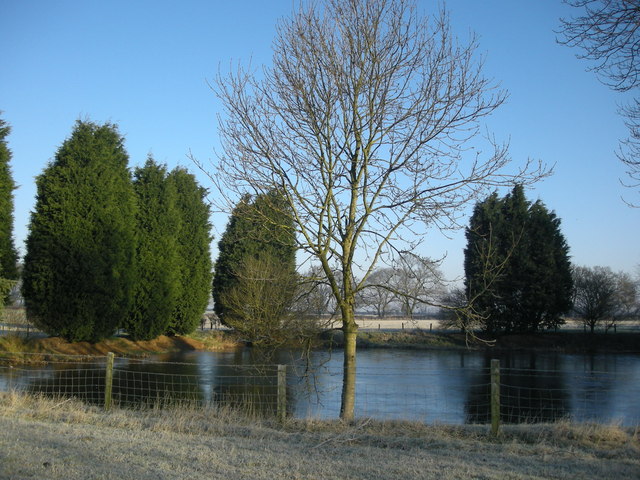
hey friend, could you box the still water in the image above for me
[2,348,639,425]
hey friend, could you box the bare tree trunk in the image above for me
[340,309,358,421]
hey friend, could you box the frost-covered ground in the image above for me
[1,392,638,480]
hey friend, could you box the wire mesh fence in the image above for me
[0,351,638,428]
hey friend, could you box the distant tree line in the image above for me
[20,120,212,342]
[572,265,639,333]
[356,255,444,319]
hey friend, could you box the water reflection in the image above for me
[465,353,571,424]
[1,349,638,425]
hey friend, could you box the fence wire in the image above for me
[0,352,638,426]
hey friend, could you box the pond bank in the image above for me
[1,328,639,360]
[0,330,243,360]
[332,330,640,354]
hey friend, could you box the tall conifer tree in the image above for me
[22,121,136,342]
[125,157,181,340]
[464,185,572,333]
[212,189,297,341]
[212,194,252,325]
[167,168,212,335]
[0,116,18,284]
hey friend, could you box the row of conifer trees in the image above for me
[21,120,212,342]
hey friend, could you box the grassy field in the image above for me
[0,391,638,480]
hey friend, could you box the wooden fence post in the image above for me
[490,359,500,436]
[277,364,287,423]
[104,352,115,411]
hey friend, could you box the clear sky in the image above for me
[1,0,638,283]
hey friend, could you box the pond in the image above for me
[2,348,639,425]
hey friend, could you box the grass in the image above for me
[0,391,638,479]
[186,329,243,351]
[332,329,640,353]
[356,330,470,349]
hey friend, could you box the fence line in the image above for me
[0,352,638,430]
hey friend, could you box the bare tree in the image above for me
[572,265,618,333]
[440,286,473,332]
[558,0,640,202]
[207,0,544,420]
[391,254,444,319]
[359,267,397,318]
[220,255,307,346]
[612,270,640,321]
[295,265,336,321]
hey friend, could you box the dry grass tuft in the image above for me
[0,335,30,354]
[186,329,243,351]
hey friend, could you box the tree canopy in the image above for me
[464,185,573,333]
[21,120,137,342]
[558,0,640,202]
[0,116,19,286]
[125,157,181,341]
[166,167,213,336]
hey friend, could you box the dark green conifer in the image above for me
[212,194,252,325]
[22,121,136,342]
[0,116,19,286]
[125,157,181,340]
[212,189,297,342]
[464,185,572,333]
[167,168,212,335]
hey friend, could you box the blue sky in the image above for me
[1,0,638,282]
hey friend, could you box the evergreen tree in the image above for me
[212,189,297,342]
[22,120,136,342]
[464,185,572,333]
[212,194,253,325]
[464,192,505,332]
[523,201,574,330]
[0,116,18,286]
[125,157,181,340]
[167,167,212,335]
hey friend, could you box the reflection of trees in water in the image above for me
[13,349,638,423]
[16,349,299,415]
[112,354,203,408]
[465,352,570,424]
[204,348,340,418]
[24,362,106,405]
[22,356,204,409]
[562,354,625,423]
[209,350,279,416]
